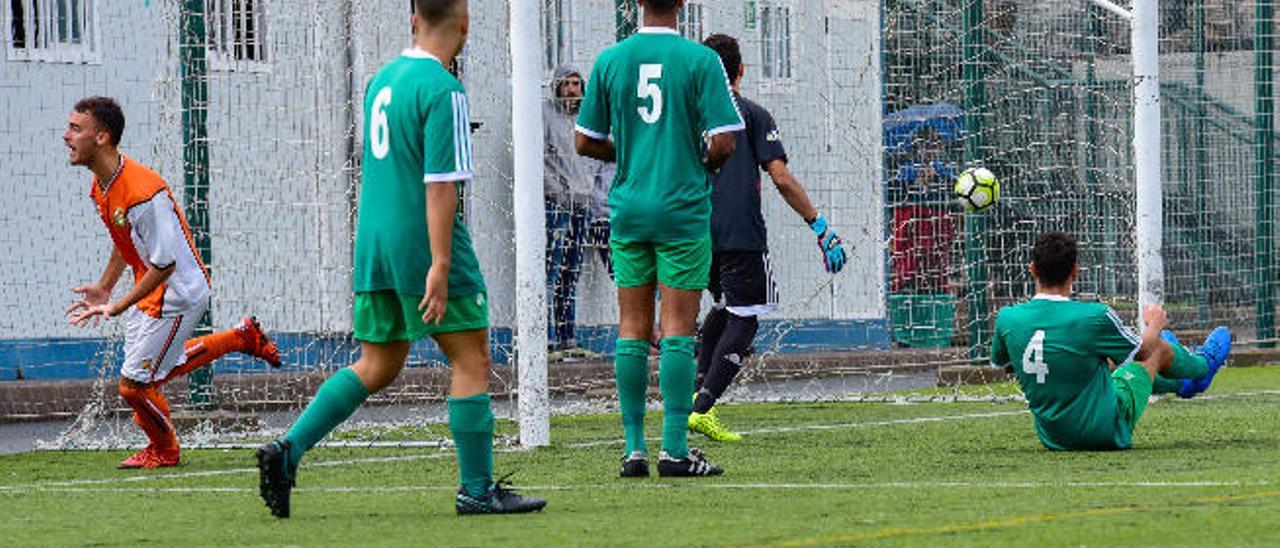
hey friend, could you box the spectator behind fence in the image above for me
[544,64,601,362]
[889,126,956,294]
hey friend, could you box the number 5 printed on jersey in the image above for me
[637,64,663,124]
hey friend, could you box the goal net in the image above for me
[0,0,1275,450]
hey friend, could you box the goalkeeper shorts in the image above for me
[708,250,778,317]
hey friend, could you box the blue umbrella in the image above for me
[883,103,965,154]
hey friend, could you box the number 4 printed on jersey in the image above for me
[1022,329,1049,384]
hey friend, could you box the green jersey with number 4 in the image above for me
[575,26,744,243]
[354,48,485,298]
[990,295,1142,450]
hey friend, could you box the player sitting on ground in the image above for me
[575,0,744,477]
[255,0,545,518]
[63,96,280,469]
[990,231,1231,450]
[689,34,848,442]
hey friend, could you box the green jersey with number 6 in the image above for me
[353,48,485,298]
[575,26,744,243]
[989,295,1142,450]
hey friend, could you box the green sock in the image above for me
[659,336,696,460]
[1166,341,1210,380]
[284,367,370,465]
[615,338,651,456]
[1152,374,1182,394]
[448,393,494,498]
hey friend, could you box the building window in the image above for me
[206,0,268,69]
[760,4,792,80]
[543,0,571,72]
[678,2,704,42]
[6,0,97,63]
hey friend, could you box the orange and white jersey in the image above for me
[90,155,210,318]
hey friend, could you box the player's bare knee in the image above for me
[350,358,402,393]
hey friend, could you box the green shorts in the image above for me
[1112,361,1154,430]
[353,291,489,343]
[611,236,712,290]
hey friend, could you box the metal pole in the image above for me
[1131,0,1163,326]
[1255,0,1276,347]
[616,0,637,41]
[180,0,213,406]
[1193,0,1210,324]
[1085,5,1103,293]
[962,0,988,359]
[511,0,550,447]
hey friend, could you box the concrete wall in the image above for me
[0,0,887,379]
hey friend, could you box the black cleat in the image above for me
[619,451,650,478]
[256,439,296,518]
[657,448,724,477]
[455,478,547,515]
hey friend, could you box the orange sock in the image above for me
[159,329,244,385]
[119,381,179,450]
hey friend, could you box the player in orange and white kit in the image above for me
[63,96,282,469]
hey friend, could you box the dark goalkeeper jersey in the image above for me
[710,93,788,252]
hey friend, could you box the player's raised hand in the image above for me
[808,214,848,274]
[1142,304,1168,332]
[419,265,449,325]
[66,285,113,327]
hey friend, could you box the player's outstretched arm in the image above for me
[574,132,615,162]
[66,247,127,327]
[763,159,819,222]
[420,181,458,325]
[762,159,846,273]
[68,263,174,326]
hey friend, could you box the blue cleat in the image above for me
[1177,326,1231,399]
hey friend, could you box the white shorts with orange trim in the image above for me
[120,301,207,384]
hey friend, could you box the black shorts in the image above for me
[708,250,778,316]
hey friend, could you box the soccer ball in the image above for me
[954,167,1000,211]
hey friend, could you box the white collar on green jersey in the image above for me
[638,26,679,35]
[1032,293,1071,302]
[401,47,442,64]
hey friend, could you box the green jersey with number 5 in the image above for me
[353,48,485,298]
[989,295,1142,450]
[575,26,744,243]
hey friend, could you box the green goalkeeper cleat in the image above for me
[688,410,742,442]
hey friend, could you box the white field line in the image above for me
[5,390,1276,493]
[1,409,1026,492]
[10,480,1273,495]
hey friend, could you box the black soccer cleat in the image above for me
[256,439,296,518]
[657,448,724,477]
[619,450,650,478]
[455,479,547,515]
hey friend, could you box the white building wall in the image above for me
[0,0,887,347]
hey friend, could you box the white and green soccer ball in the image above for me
[954,167,1000,212]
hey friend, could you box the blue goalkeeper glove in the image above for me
[808,214,847,274]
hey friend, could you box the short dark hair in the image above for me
[74,96,125,146]
[414,0,464,24]
[640,0,681,15]
[1032,232,1077,287]
[703,34,741,85]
